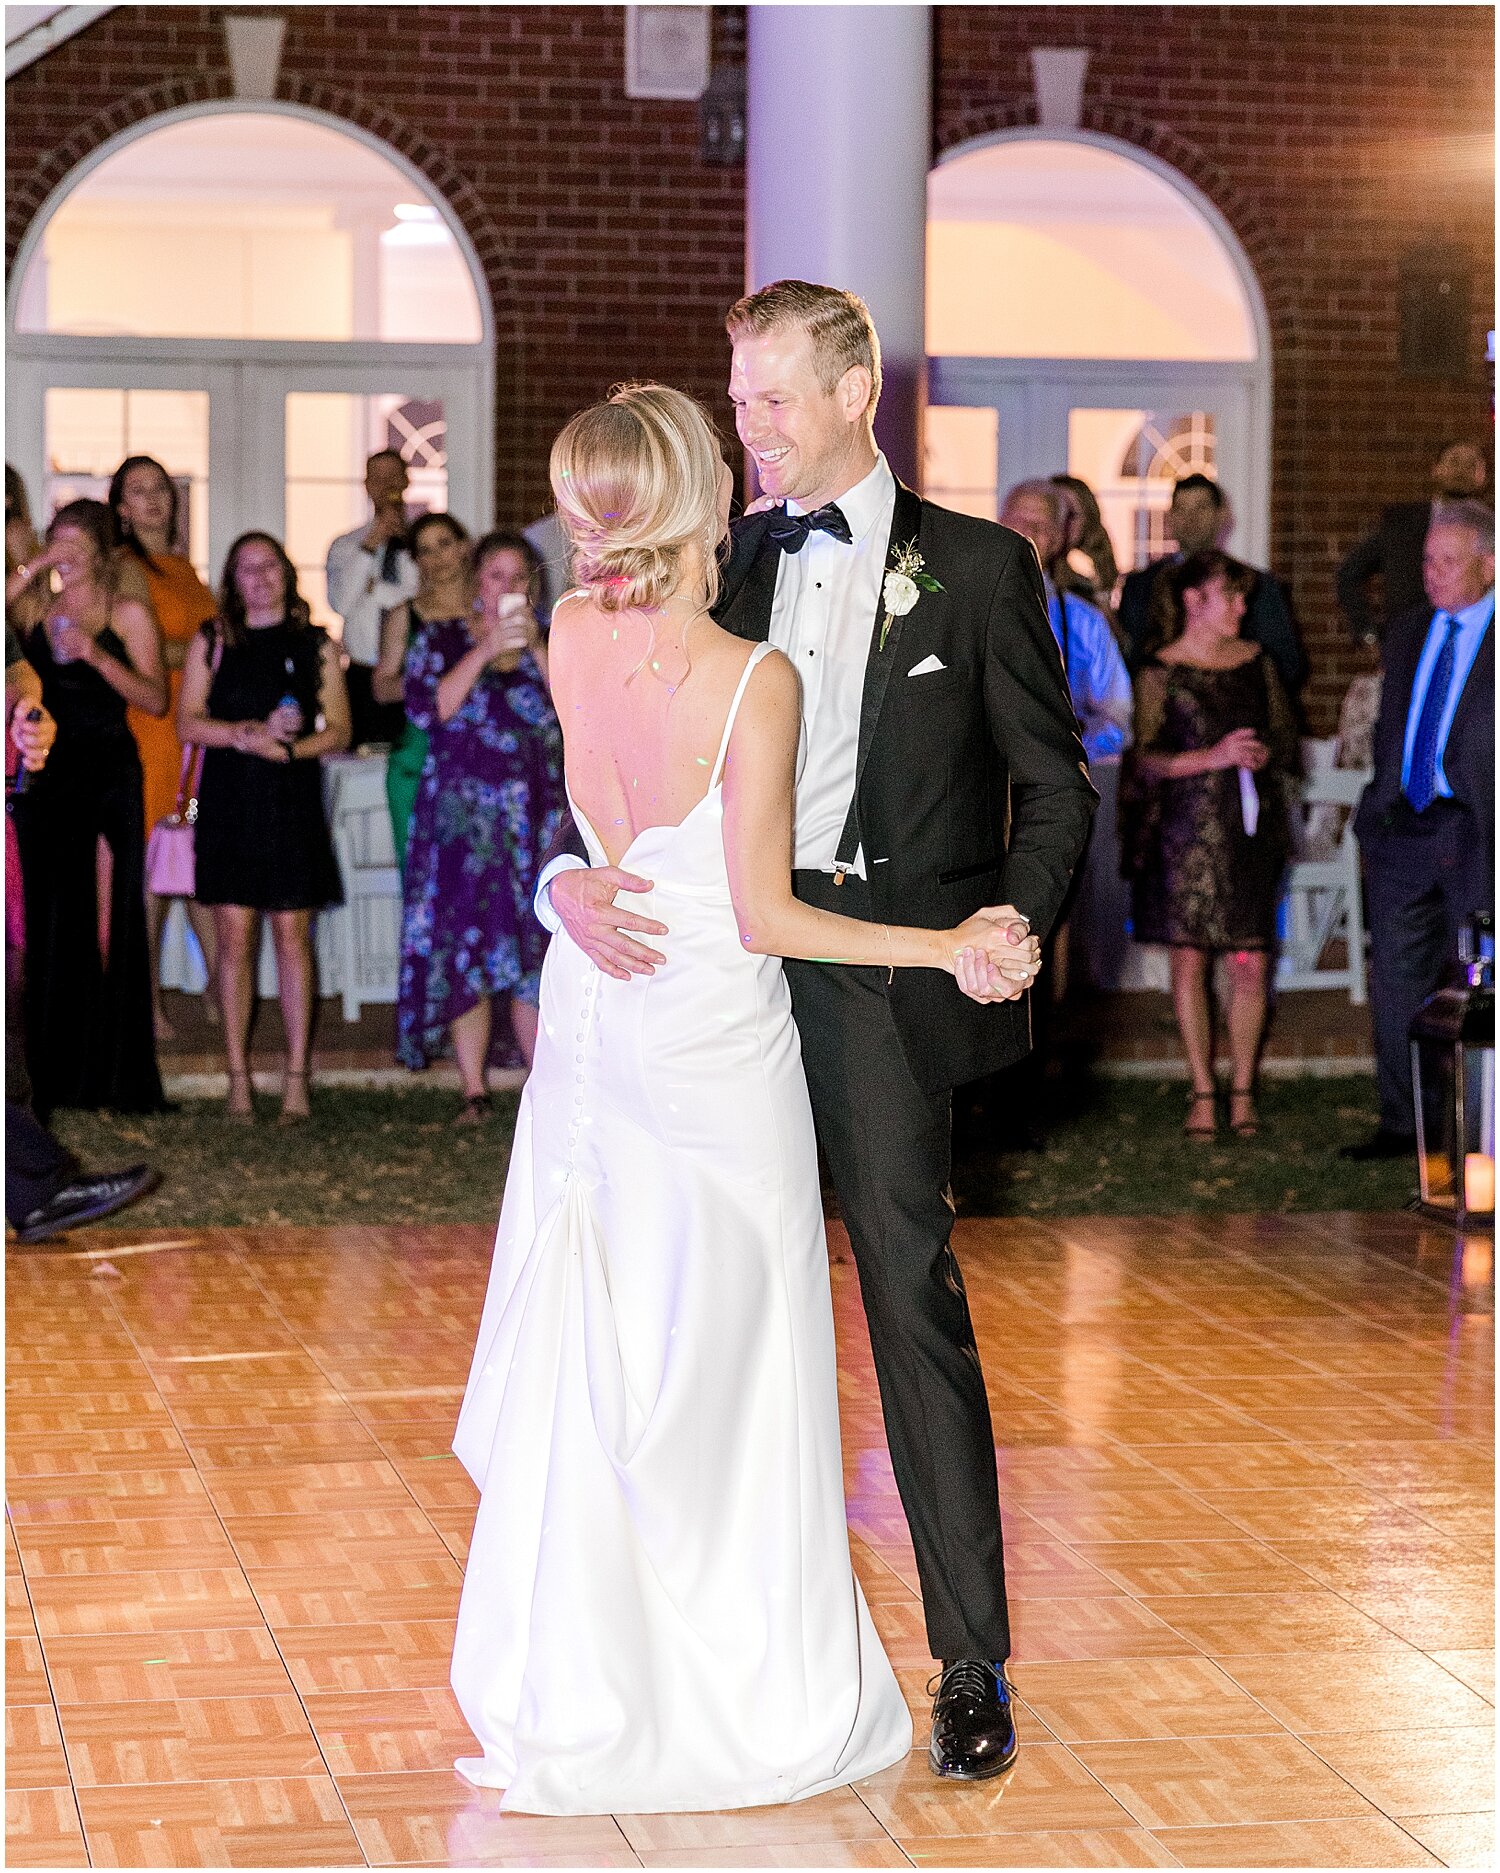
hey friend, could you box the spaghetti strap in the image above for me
[709,642,774,788]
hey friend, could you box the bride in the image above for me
[449,383,1039,1816]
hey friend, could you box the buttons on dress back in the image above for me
[566,963,602,1157]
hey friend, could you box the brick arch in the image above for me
[930,103,1305,572]
[6,73,227,267]
[6,77,519,350]
[933,104,1302,360]
[274,78,521,353]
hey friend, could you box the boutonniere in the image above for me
[880,541,943,651]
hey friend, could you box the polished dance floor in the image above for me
[6,1213,1493,1868]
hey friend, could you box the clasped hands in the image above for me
[231,704,302,762]
[949,909,1041,1004]
[1212,727,1269,771]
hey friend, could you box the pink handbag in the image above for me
[145,632,220,899]
[145,739,203,898]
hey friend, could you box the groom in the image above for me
[539,281,1096,1779]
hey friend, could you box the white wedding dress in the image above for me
[450,643,912,1815]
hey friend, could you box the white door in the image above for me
[8,337,488,621]
[8,353,236,581]
[926,357,1268,574]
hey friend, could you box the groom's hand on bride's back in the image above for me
[548,866,669,981]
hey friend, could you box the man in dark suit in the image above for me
[1117,473,1305,693]
[1343,500,1495,1160]
[1336,443,1489,648]
[538,281,1095,1781]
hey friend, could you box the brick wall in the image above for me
[935,4,1495,727]
[7,4,1494,726]
[4,4,749,534]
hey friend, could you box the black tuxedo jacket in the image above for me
[1335,502,1431,644]
[714,480,1096,1091]
[1353,600,1495,903]
[548,482,1096,1090]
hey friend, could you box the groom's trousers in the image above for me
[786,870,1011,1665]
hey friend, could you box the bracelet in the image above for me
[882,922,894,985]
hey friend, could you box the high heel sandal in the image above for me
[1184,1089,1218,1139]
[225,1069,255,1125]
[277,1069,311,1127]
[1229,1084,1260,1139]
[453,1091,492,1127]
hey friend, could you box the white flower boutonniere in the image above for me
[880,541,943,651]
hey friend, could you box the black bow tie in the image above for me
[765,502,853,554]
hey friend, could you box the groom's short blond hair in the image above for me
[726,281,882,417]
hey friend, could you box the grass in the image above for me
[951,1073,1415,1218]
[43,1075,1418,1233]
[52,1087,522,1231]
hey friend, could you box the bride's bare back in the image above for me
[546,591,763,869]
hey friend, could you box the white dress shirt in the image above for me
[771,452,894,875]
[534,454,895,931]
[325,522,420,667]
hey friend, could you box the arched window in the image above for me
[923,131,1270,574]
[7,105,493,626]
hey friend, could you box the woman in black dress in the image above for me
[178,533,349,1123]
[7,500,168,1117]
[1122,550,1298,1139]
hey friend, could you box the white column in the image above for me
[746,5,931,487]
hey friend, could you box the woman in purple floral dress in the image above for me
[396,528,567,1120]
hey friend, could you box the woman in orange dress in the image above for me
[110,454,219,1040]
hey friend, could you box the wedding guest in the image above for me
[109,454,220,1039]
[178,533,349,1124]
[325,448,419,748]
[1336,442,1489,648]
[6,630,158,1241]
[1121,550,1298,1139]
[372,511,472,865]
[1001,483,1132,763]
[397,526,565,1119]
[1001,481,1133,992]
[1119,473,1305,693]
[7,501,168,1117]
[1344,501,1494,1160]
[6,464,47,637]
[1049,472,1120,617]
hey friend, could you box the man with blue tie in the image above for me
[1345,501,1495,1160]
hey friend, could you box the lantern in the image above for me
[1411,915,1495,1230]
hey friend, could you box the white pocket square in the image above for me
[907,654,946,677]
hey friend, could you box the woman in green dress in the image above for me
[374,512,473,865]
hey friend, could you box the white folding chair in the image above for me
[326,755,403,1021]
[1276,766,1372,1003]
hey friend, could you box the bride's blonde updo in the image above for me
[550,383,726,614]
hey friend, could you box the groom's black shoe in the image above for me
[929,1659,1018,1780]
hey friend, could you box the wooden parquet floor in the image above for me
[6,1213,1493,1869]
